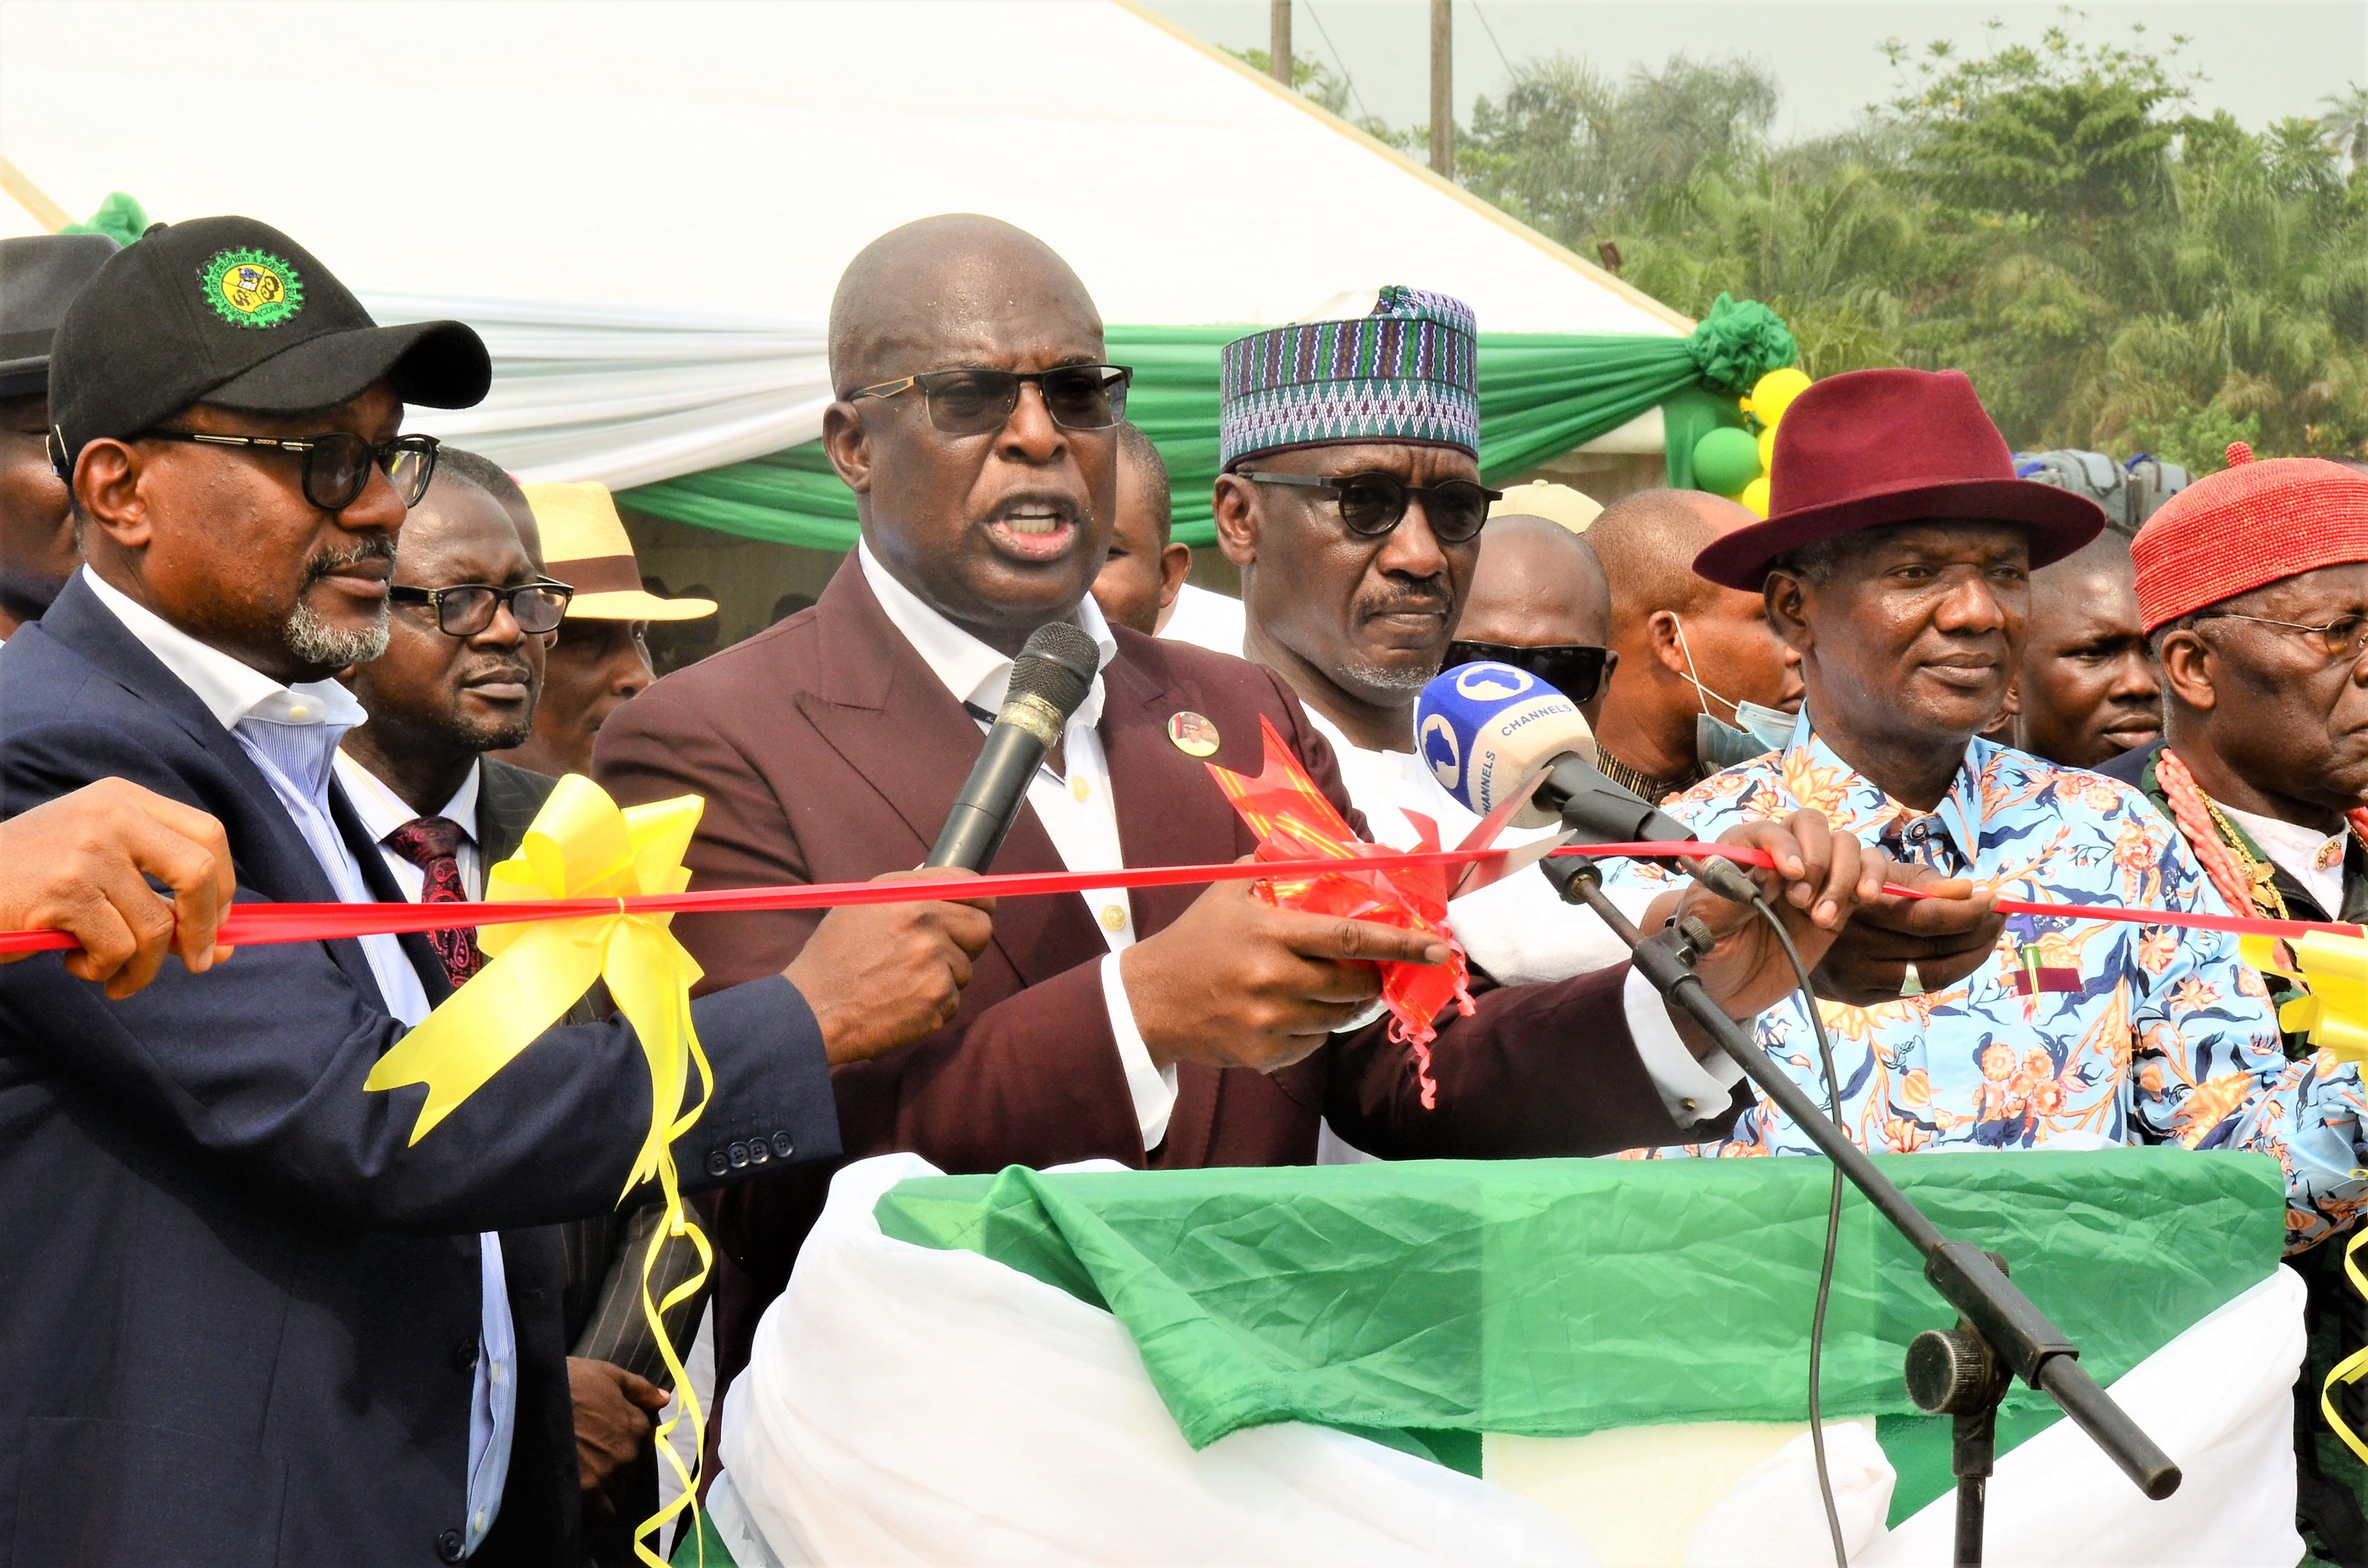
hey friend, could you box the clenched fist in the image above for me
[1120,865,1451,1076]
[783,867,995,1065]
[0,778,235,998]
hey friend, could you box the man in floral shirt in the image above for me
[1604,368,2368,1252]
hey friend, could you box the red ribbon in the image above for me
[5,839,2358,960]
[1205,717,1474,1107]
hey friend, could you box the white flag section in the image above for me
[356,295,832,493]
[719,1155,2305,1567]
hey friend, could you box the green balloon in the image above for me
[1691,426,1763,497]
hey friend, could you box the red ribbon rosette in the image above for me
[1206,717,1475,1106]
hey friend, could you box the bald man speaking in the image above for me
[594,215,1892,1450]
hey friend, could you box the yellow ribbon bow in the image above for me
[2239,930,2368,1062]
[365,775,714,1565]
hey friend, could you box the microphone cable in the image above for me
[1745,892,1851,1568]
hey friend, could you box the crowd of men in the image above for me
[4,208,2368,1566]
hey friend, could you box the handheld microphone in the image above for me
[1414,661,1764,906]
[925,621,1101,871]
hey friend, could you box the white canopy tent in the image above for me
[0,0,1679,489]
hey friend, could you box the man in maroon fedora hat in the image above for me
[1604,368,2368,1255]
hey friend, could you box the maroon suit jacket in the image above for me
[593,557,1739,1442]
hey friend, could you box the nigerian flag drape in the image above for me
[873,1147,2282,1523]
[621,297,1795,550]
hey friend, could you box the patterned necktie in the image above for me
[385,815,484,990]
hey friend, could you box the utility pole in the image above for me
[1429,0,1453,177]
[1270,1,1292,87]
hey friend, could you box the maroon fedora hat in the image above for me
[1691,367,2105,591]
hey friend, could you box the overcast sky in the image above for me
[1144,1,2368,145]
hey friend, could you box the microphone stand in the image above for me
[1544,853,2180,1567]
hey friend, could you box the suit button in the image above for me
[728,1141,751,1168]
[771,1132,795,1160]
[748,1139,770,1164]
[706,1149,730,1177]
[436,1528,466,1562]
[450,1339,477,1375]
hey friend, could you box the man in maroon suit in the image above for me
[594,215,1893,1437]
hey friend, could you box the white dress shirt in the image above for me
[858,545,1180,1148]
[334,751,487,901]
[79,568,517,1555]
[2223,802,2351,918]
[1165,600,1743,1131]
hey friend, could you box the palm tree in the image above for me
[2323,85,2368,168]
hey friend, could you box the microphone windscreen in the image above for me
[1005,621,1100,727]
[1415,662,1597,828]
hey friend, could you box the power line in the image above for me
[1299,1,1377,127]
[1469,1,1515,79]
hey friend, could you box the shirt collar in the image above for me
[1776,705,1989,865]
[333,750,482,845]
[856,539,1115,725]
[79,565,366,736]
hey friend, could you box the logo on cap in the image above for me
[201,247,304,329]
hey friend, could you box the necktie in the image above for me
[386,815,484,989]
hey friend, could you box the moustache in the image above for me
[1354,586,1454,622]
[302,535,397,585]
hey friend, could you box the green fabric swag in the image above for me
[875,1149,2281,1508]
[624,302,1797,551]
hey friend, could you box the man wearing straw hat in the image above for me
[495,480,716,780]
[1602,369,2368,1252]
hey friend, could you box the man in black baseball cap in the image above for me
[0,231,116,640]
[0,216,985,1564]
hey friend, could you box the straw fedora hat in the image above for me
[1690,368,2105,591]
[1489,479,1602,534]
[524,482,716,622]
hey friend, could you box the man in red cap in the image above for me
[2101,445,2368,1560]
[1601,372,2368,1252]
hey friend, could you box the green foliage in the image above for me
[1372,12,2368,461]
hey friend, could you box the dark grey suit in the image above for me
[0,576,840,1568]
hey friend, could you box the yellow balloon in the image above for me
[1746,367,1813,426]
[1739,477,1772,518]
[1757,425,1777,473]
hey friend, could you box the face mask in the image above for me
[1675,617,1797,769]
[1697,703,1798,769]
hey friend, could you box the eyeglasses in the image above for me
[2195,610,2368,664]
[844,365,1133,436]
[387,580,573,637]
[137,429,440,511]
[1444,640,1617,706]
[1238,470,1503,545]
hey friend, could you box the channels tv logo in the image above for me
[1453,664,1530,701]
[1420,714,1462,792]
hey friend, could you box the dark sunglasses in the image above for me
[388,580,573,637]
[135,429,440,511]
[1444,640,1617,706]
[844,364,1133,436]
[1239,470,1503,544]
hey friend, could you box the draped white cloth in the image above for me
[360,295,832,491]
[723,1154,2305,1568]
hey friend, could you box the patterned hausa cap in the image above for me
[2130,442,2368,632]
[1219,286,1479,471]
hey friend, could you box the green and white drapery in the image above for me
[698,1148,2302,1567]
[620,297,1797,551]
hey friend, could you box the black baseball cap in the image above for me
[0,233,119,400]
[47,215,490,471]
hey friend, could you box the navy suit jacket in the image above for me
[0,576,840,1567]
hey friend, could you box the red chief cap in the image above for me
[2130,443,2368,633]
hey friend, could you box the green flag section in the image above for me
[622,299,1794,551]
[874,1150,2282,1491]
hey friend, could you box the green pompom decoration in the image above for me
[1684,294,1798,397]
[60,192,150,249]
[1691,426,1763,497]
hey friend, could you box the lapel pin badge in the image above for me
[1166,711,1220,757]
